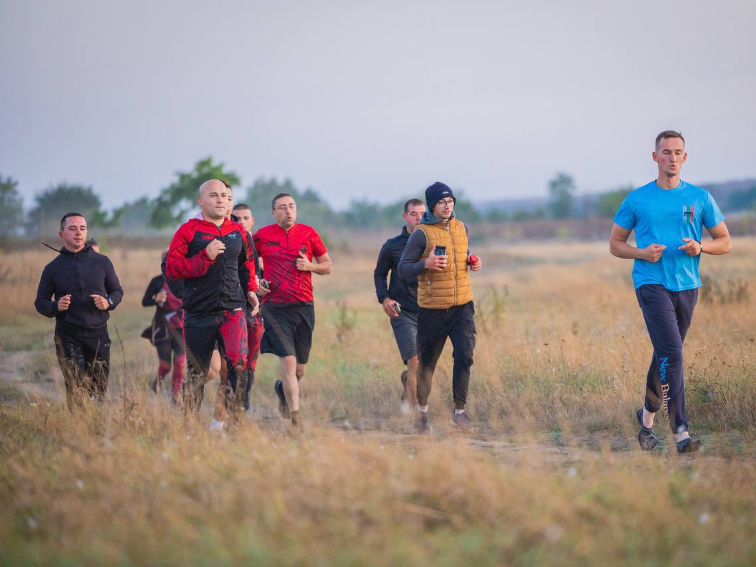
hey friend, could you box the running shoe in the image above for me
[274,380,290,419]
[415,409,432,435]
[637,408,658,451]
[449,410,474,433]
[677,437,702,454]
[150,376,162,394]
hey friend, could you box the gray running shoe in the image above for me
[450,411,474,433]
[637,408,658,451]
[415,410,432,435]
[274,380,290,419]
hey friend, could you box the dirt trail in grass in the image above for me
[2,350,752,464]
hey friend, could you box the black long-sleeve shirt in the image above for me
[35,244,123,333]
[373,227,418,313]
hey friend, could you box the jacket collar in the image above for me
[420,211,455,225]
[60,243,92,256]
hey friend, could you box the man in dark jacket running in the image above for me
[35,212,124,409]
[165,179,259,418]
[142,251,185,404]
[374,198,425,411]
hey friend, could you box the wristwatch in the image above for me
[107,295,115,308]
[695,239,703,255]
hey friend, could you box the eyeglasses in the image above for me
[438,198,454,206]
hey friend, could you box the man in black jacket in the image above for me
[373,198,425,410]
[35,213,124,408]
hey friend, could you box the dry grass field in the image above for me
[1,236,755,565]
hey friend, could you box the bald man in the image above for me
[166,180,259,421]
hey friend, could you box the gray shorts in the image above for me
[390,309,418,363]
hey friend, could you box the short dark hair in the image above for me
[272,193,293,210]
[60,212,85,230]
[404,198,424,213]
[233,203,252,213]
[221,179,232,189]
[655,130,685,149]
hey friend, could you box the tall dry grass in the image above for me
[1,237,755,564]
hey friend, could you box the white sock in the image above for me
[454,409,466,415]
[209,418,224,431]
[416,404,428,413]
[642,408,655,429]
[674,431,690,443]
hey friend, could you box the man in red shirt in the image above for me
[254,193,332,429]
[166,179,259,418]
[232,202,264,412]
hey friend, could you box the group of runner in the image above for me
[34,130,731,451]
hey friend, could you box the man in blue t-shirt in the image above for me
[610,130,731,453]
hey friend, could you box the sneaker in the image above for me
[449,410,474,433]
[415,409,432,435]
[150,376,162,394]
[637,408,658,451]
[677,437,702,454]
[400,370,408,402]
[274,380,290,419]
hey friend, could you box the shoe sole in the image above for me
[449,419,473,433]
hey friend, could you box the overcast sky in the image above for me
[2,0,755,210]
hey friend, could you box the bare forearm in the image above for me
[312,259,332,275]
[610,239,643,260]
[702,235,731,255]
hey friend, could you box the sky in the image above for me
[2,0,755,211]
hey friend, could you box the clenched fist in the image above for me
[91,294,109,310]
[57,294,72,311]
[641,243,666,263]
[205,239,226,260]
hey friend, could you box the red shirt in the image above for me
[254,223,327,304]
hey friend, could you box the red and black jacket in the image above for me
[166,217,258,314]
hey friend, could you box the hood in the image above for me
[420,210,455,225]
[60,243,93,256]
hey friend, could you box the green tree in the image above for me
[26,184,105,237]
[728,185,756,211]
[150,157,240,228]
[548,173,576,219]
[0,174,23,237]
[112,197,155,231]
[595,186,632,218]
[244,177,340,229]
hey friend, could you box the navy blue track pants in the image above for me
[635,284,698,433]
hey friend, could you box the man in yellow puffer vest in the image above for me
[398,182,482,434]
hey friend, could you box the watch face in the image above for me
[108,297,114,306]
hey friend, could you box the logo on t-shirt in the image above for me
[683,204,695,224]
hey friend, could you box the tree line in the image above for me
[2,158,755,238]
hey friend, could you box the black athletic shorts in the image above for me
[260,302,315,364]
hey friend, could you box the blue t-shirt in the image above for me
[613,180,724,291]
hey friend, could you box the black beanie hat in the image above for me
[425,182,455,211]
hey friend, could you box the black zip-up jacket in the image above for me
[165,217,257,313]
[35,244,124,333]
[374,226,418,314]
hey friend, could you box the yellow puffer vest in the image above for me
[416,218,473,309]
